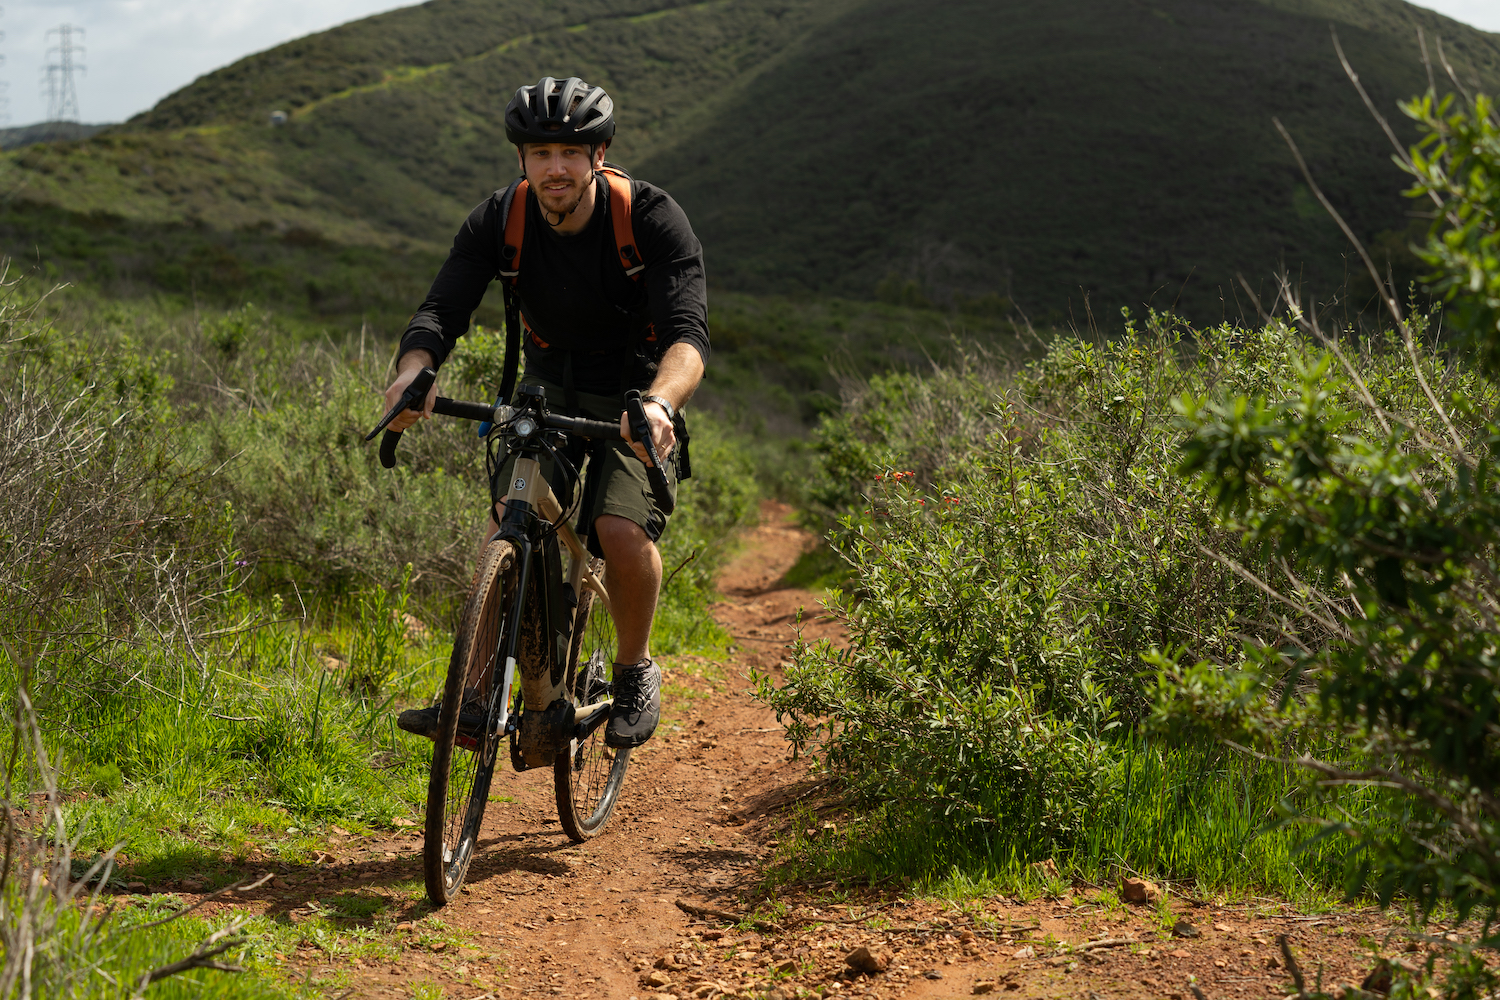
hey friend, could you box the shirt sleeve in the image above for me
[633,182,711,368]
[398,196,502,368]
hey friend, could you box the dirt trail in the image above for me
[199,500,837,998]
[187,502,1426,1000]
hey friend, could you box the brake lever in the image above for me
[366,367,437,440]
[367,367,437,468]
[624,389,676,515]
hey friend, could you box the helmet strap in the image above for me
[542,173,595,228]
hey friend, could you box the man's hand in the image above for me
[383,351,438,432]
[621,400,675,468]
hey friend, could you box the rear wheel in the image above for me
[424,540,516,905]
[555,559,633,841]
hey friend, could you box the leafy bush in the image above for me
[1163,88,1500,944]
[759,317,1414,885]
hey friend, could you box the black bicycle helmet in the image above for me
[504,76,616,147]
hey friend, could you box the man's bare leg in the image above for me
[594,513,662,747]
[592,513,661,663]
[478,508,659,662]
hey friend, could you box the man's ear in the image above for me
[515,146,526,173]
[593,144,607,169]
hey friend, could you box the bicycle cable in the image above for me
[482,417,585,539]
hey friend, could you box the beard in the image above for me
[537,175,590,220]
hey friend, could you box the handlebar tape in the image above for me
[624,389,676,516]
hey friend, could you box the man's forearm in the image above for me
[647,342,705,410]
[398,348,435,375]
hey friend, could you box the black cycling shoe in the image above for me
[605,658,660,749]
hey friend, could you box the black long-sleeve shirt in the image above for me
[399,171,710,395]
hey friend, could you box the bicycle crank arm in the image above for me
[571,701,612,740]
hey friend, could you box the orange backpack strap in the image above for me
[498,178,528,283]
[602,167,644,279]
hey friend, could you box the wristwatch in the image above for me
[642,394,676,422]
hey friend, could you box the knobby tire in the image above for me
[424,539,515,905]
[555,558,633,841]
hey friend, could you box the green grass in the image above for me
[9,902,317,999]
[765,736,1378,907]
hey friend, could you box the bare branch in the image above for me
[1435,36,1474,107]
[1198,547,1345,636]
[1278,934,1307,996]
[132,920,248,997]
[1271,119,1471,460]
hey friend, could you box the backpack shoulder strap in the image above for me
[600,166,644,279]
[498,177,528,283]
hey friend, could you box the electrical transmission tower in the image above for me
[43,25,84,122]
[0,8,9,125]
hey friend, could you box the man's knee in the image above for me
[594,513,649,558]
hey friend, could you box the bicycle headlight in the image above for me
[513,416,538,439]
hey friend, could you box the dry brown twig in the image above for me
[131,919,249,998]
[1278,933,1308,998]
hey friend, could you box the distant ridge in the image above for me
[2,0,1499,325]
[0,122,110,150]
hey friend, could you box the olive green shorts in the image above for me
[499,374,678,555]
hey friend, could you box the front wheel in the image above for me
[425,539,515,905]
[555,560,633,841]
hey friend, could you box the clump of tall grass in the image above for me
[1,690,297,1000]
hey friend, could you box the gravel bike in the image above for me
[367,370,675,906]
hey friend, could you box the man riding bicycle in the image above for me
[384,76,709,751]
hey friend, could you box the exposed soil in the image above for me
[149,502,1443,999]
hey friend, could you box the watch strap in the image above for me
[642,394,675,421]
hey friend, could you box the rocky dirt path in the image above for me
[202,500,840,998]
[189,502,1437,1000]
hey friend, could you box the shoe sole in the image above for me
[604,725,657,749]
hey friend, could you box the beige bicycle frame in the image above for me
[504,454,612,720]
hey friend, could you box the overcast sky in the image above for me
[1,0,1497,126]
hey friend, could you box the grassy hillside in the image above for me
[641,0,1500,320]
[0,0,1496,330]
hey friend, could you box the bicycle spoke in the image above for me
[556,559,632,840]
[425,540,515,905]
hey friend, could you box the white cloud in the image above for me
[1416,1,1500,33]
[3,0,415,125]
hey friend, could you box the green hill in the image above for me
[1,0,1497,327]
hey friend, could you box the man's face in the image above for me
[519,142,604,216]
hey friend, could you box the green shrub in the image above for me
[761,312,1440,889]
[1164,88,1500,945]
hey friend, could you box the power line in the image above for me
[43,24,84,123]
